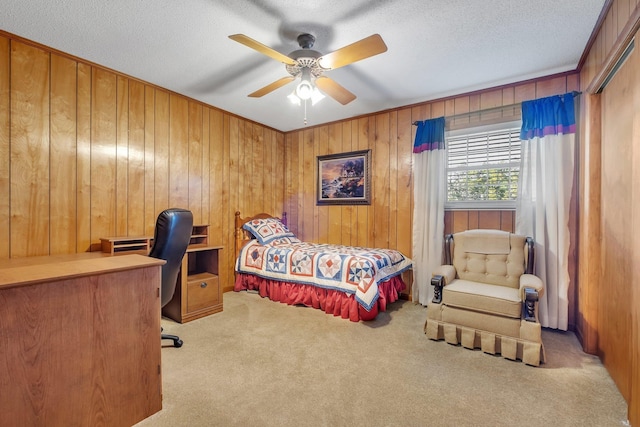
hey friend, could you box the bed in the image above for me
[234,211,413,321]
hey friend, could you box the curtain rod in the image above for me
[412,91,582,125]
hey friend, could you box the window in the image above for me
[446,121,521,209]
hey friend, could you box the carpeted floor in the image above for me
[136,291,628,427]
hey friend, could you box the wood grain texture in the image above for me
[188,101,203,223]
[578,1,640,420]
[10,41,50,257]
[91,67,117,248]
[168,95,189,209]
[0,36,10,258]
[598,29,638,407]
[444,211,515,234]
[201,107,211,228]
[116,75,129,236]
[153,89,170,216]
[577,93,602,354]
[77,63,92,253]
[144,86,156,234]
[630,31,640,423]
[50,53,77,255]
[128,80,146,236]
[0,254,162,427]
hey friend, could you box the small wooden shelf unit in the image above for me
[100,236,153,255]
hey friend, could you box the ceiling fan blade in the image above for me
[248,76,296,98]
[229,34,296,65]
[315,77,356,105]
[317,34,387,70]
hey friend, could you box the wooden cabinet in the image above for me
[161,225,224,323]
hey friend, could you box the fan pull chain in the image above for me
[304,99,308,126]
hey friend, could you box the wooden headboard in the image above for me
[234,211,287,259]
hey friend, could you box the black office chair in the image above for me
[149,208,193,348]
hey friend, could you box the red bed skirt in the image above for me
[234,273,407,322]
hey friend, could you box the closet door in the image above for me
[599,37,640,412]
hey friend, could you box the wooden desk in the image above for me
[0,253,165,427]
[162,245,224,323]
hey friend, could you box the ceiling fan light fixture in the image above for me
[311,87,325,105]
[295,80,313,100]
[287,91,301,105]
[295,67,314,100]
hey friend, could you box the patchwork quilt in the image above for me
[236,240,413,311]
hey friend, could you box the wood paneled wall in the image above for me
[578,0,640,424]
[0,33,286,292]
[444,210,515,234]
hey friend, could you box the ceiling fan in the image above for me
[228,33,388,105]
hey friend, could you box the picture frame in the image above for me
[317,149,371,205]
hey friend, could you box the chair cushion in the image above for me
[452,232,526,288]
[443,279,522,318]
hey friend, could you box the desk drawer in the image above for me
[186,273,219,313]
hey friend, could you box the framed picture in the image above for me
[317,149,371,205]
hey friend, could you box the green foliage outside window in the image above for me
[447,167,518,201]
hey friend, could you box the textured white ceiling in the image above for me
[0,0,605,131]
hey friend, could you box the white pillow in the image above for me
[242,218,296,244]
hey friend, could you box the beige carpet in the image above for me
[136,291,628,427]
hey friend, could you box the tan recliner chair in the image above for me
[424,229,545,366]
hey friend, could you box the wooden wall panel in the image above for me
[388,111,399,250]
[396,108,413,259]
[115,76,129,236]
[373,113,390,249]
[128,80,145,236]
[252,124,265,213]
[600,57,634,402]
[77,63,92,253]
[90,68,117,249]
[10,41,50,257]
[50,53,77,255]
[168,95,189,209]
[208,108,224,245]
[201,106,211,226]
[0,36,8,258]
[144,86,156,234]
[443,210,515,234]
[188,101,203,224]
[578,0,640,422]
[153,90,170,215]
[340,122,354,246]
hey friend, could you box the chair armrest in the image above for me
[520,274,544,322]
[431,265,456,304]
[519,274,544,299]
[434,265,456,285]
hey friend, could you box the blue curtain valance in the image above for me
[413,117,445,153]
[520,93,576,140]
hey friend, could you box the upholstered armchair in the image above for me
[424,229,545,366]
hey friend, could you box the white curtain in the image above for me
[411,118,446,305]
[516,94,576,330]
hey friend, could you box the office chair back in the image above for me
[149,208,194,308]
